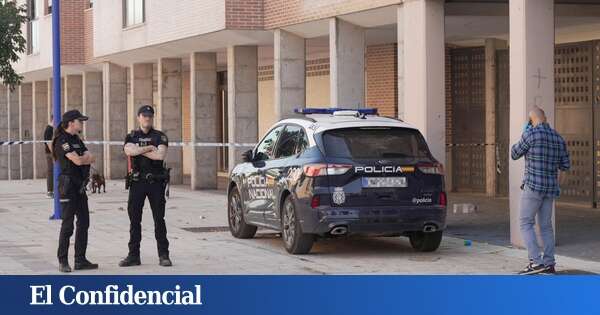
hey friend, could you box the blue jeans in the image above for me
[519,187,555,266]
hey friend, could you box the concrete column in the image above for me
[397,6,405,120]
[102,62,128,179]
[131,63,154,128]
[509,0,555,247]
[0,86,8,180]
[158,58,183,184]
[8,87,20,180]
[227,46,258,172]
[484,39,507,197]
[402,0,446,163]
[329,18,365,108]
[274,29,305,119]
[19,83,33,179]
[190,52,219,189]
[65,75,83,112]
[33,81,49,179]
[83,72,104,175]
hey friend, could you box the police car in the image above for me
[227,108,447,254]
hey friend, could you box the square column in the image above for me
[83,72,104,175]
[158,58,183,184]
[33,81,49,179]
[227,46,258,172]
[329,18,365,108]
[0,86,8,180]
[274,29,306,119]
[8,87,20,180]
[400,0,446,163]
[509,0,555,247]
[65,75,83,112]
[19,83,33,180]
[102,63,128,179]
[190,52,219,189]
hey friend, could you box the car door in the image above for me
[243,125,284,225]
[263,124,304,228]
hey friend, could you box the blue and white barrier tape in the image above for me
[0,140,256,147]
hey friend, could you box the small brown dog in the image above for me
[90,169,106,194]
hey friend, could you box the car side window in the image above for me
[275,125,302,159]
[255,125,284,161]
[296,128,309,154]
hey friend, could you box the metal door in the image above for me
[450,47,486,192]
[554,42,595,204]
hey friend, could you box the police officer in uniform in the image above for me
[119,105,172,267]
[52,110,98,273]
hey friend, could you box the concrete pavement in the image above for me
[1,179,599,275]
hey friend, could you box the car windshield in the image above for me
[322,127,432,160]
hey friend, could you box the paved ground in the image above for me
[1,179,599,275]
[446,194,600,262]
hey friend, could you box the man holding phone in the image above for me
[511,107,570,275]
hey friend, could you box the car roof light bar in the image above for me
[293,108,378,115]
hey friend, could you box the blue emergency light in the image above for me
[294,108,378,115]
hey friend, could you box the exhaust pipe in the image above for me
[330,226,348,235]
[423,224,437,233]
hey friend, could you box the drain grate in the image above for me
[182,226,230,233]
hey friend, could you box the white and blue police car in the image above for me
[227,108,447,254]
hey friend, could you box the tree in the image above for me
[0,1,28,90]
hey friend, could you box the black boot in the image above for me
[119,256,141,267]
[159,255,172,267]
[59,262,72,273]
[74,258,99,270]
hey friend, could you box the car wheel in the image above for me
[409,231,443,252]
[228,187,257,239]
[281,195,314,254]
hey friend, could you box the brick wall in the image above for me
[226,0,264,29]
[83,7,94,64]
[60,0,86,64]
[366,43,397,118]
[263,0,402,29]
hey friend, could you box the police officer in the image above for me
[52,110,98,273]
[119,105,172,267]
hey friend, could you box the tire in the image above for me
[228,187,257,239]
[409,231,443,252]
[281,195,314,254]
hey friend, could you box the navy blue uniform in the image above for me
[54,131,90,264]
[124,128,170,258]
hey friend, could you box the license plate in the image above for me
[362,177,407,188]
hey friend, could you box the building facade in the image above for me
[3,0,600,246]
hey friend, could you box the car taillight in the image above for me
[311,195,320,208]
[439,192,447,206]
[303,164,352,177]
[417,162,444,175]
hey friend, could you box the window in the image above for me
[27,0,39,54]
[275,125,303,159]
[323,127,432,161]
[296,128,309,154]
[255,126,284,161]
[123,0,144,27]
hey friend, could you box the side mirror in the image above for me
[242,150,254,163]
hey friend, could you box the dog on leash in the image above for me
[89,167,106,194]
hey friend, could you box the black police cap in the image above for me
[62,110,89,123]
[138,105,155,116]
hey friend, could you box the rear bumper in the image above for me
[299,205,447,235]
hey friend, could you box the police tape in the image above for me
[0,140,256,147]
[445,143,497,147]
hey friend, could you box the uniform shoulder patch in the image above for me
[62,142,70,151]
[160,135,168,142]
